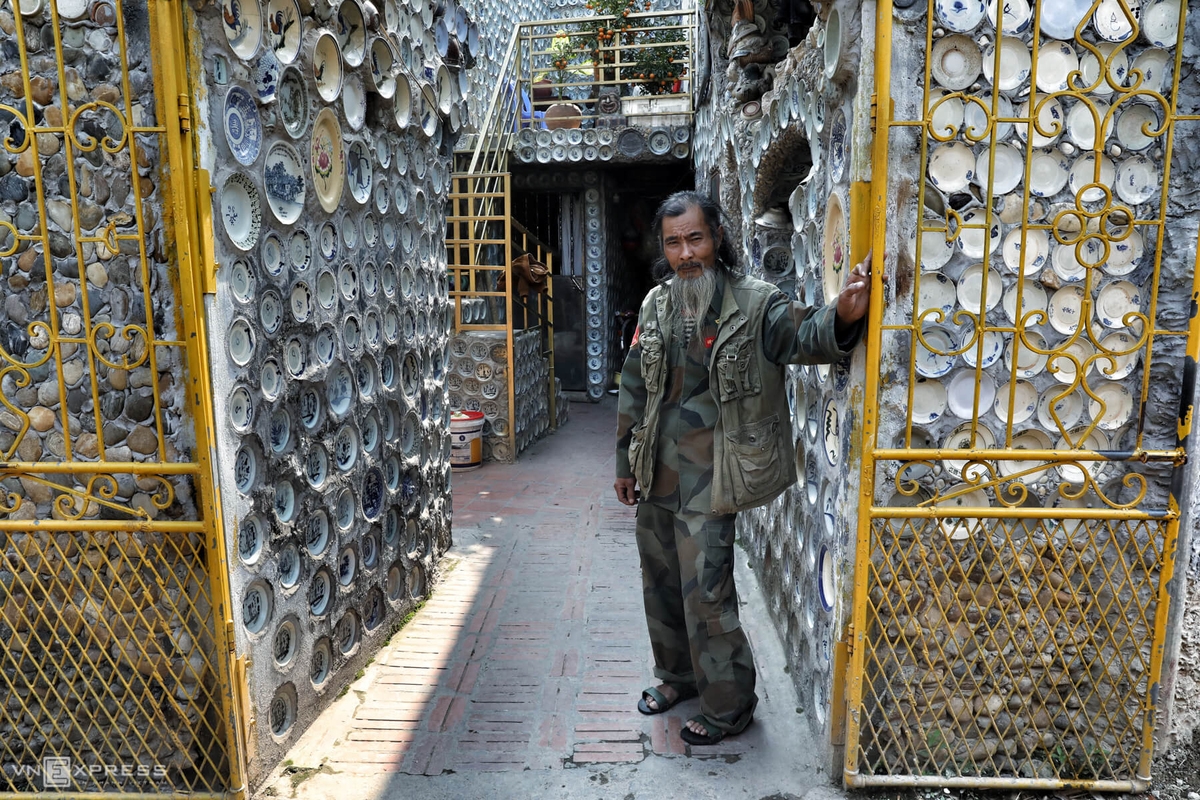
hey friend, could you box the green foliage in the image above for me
[575,0,688,94]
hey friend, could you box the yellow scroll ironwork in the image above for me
[0,0,243,795]
[847,0,1192,789]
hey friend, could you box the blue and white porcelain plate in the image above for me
[828,106,848,183]
[934,0,986,33]
[264,140,306,224]
[224,86,262,165]
[253,49,281,102]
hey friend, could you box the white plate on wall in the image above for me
[1005,330,1049,379]
[994,379,1037,425]
[997,428,1052,478]
[1002,278,1048,327]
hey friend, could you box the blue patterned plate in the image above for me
[224,86,262,165]
[264,140,305,224]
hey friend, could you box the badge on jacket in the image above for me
[630,325,640,348]
[704,335,716,349]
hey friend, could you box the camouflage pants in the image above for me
[635,501,758,733]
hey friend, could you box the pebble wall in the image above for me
[0,0,238,790]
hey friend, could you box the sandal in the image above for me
[680,714,729,746]
[636,684,696,716]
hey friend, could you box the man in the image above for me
[614,191,870,745]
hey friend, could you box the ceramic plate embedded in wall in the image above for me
[319,220,338,262]
[1001,228,1049,274]
[915,324,956,378]
[1048,339,1095,384]
[1048,284,1086,335]
[828,106,848,183]
[917,272,956,322]
[337,0,367,66]
[821,192,848,304]
[266,0,302,64]
[374,177,389,214]
[419,83,438,137]
[935,0,986,33]
[994,379,1037,425]
[346,140,372,205]
[1141,0,1181,46]
[1005,330,1049,378]
[288,228,311,271]
[394,71,413,129]
[1028,148,1070,197]
[1002,278,1048,326]
[1068,152,1116,203]
[1089,381,1134,430]
[230,259,256,303]
[436,64,454,116]
[310,107,345,213]
[962,91,1012,142]
[370,37,396,97]
[277,65,309,138]
[984,36,1032,92]
[997,429,1052,479]
[928,141,974,193]
[1066,98,1113,150]
[1056,428,1110,484]
[956,210,1001,260]
[290,281,313,322]
[1093,0,1139,41]
[313,31,343,102]
[942,421,996,482]
[253,49,281,102]
[220,173,262,251]
[986,0,1032,34]
[974,142,1023,194]
[228,317,256,365]
[224,86,263,166]
[1039,0,1091,38]
[946,369,996,419]
[342,73,367,131]
[930,34,982,91]
[1016,93,1064,148]
[1035,39,1078,93]
[362,213,379,248]
[382,218,397,250]
[1131,48,1171,95]
[1096,280,1142,328]
[912,377,948,424]
[222,0,263,59]
[822,399,840,466]
[1078,42,1127,96]
[263,140,306,225]
[960,328,1004,368]
[1104,226,1143,276]
[1115,104,1160,151]
[1115,155,1159,205]
[259,288,283,335]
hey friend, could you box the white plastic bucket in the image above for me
[450,410,485,470]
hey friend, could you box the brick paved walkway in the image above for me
[268,399,825,798]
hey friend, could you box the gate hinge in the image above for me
[178,93,192,132]
[869,94,878,131]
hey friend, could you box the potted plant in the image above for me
[544,31,584,128]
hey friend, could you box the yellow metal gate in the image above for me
[846,0,1194,789]
[0,0,243,795]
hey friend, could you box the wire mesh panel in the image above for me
[0,0,239,793]
[847,0,1194,789]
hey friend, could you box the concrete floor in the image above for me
[257,398,844,800]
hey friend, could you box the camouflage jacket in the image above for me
[616,273,861,515]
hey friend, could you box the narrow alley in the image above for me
[258,399,838,800]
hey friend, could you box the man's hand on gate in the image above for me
[614,477,639,506]
[836,250,872,326]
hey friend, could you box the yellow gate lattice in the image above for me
[848,0,1194,789]
[0,0,242,794]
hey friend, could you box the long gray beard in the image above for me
[668,268,718,345]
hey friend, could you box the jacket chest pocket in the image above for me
[715,336,761,401]
[640,331,666,391]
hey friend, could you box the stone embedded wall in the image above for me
[0,0,233,790]
[187,0,462,782]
